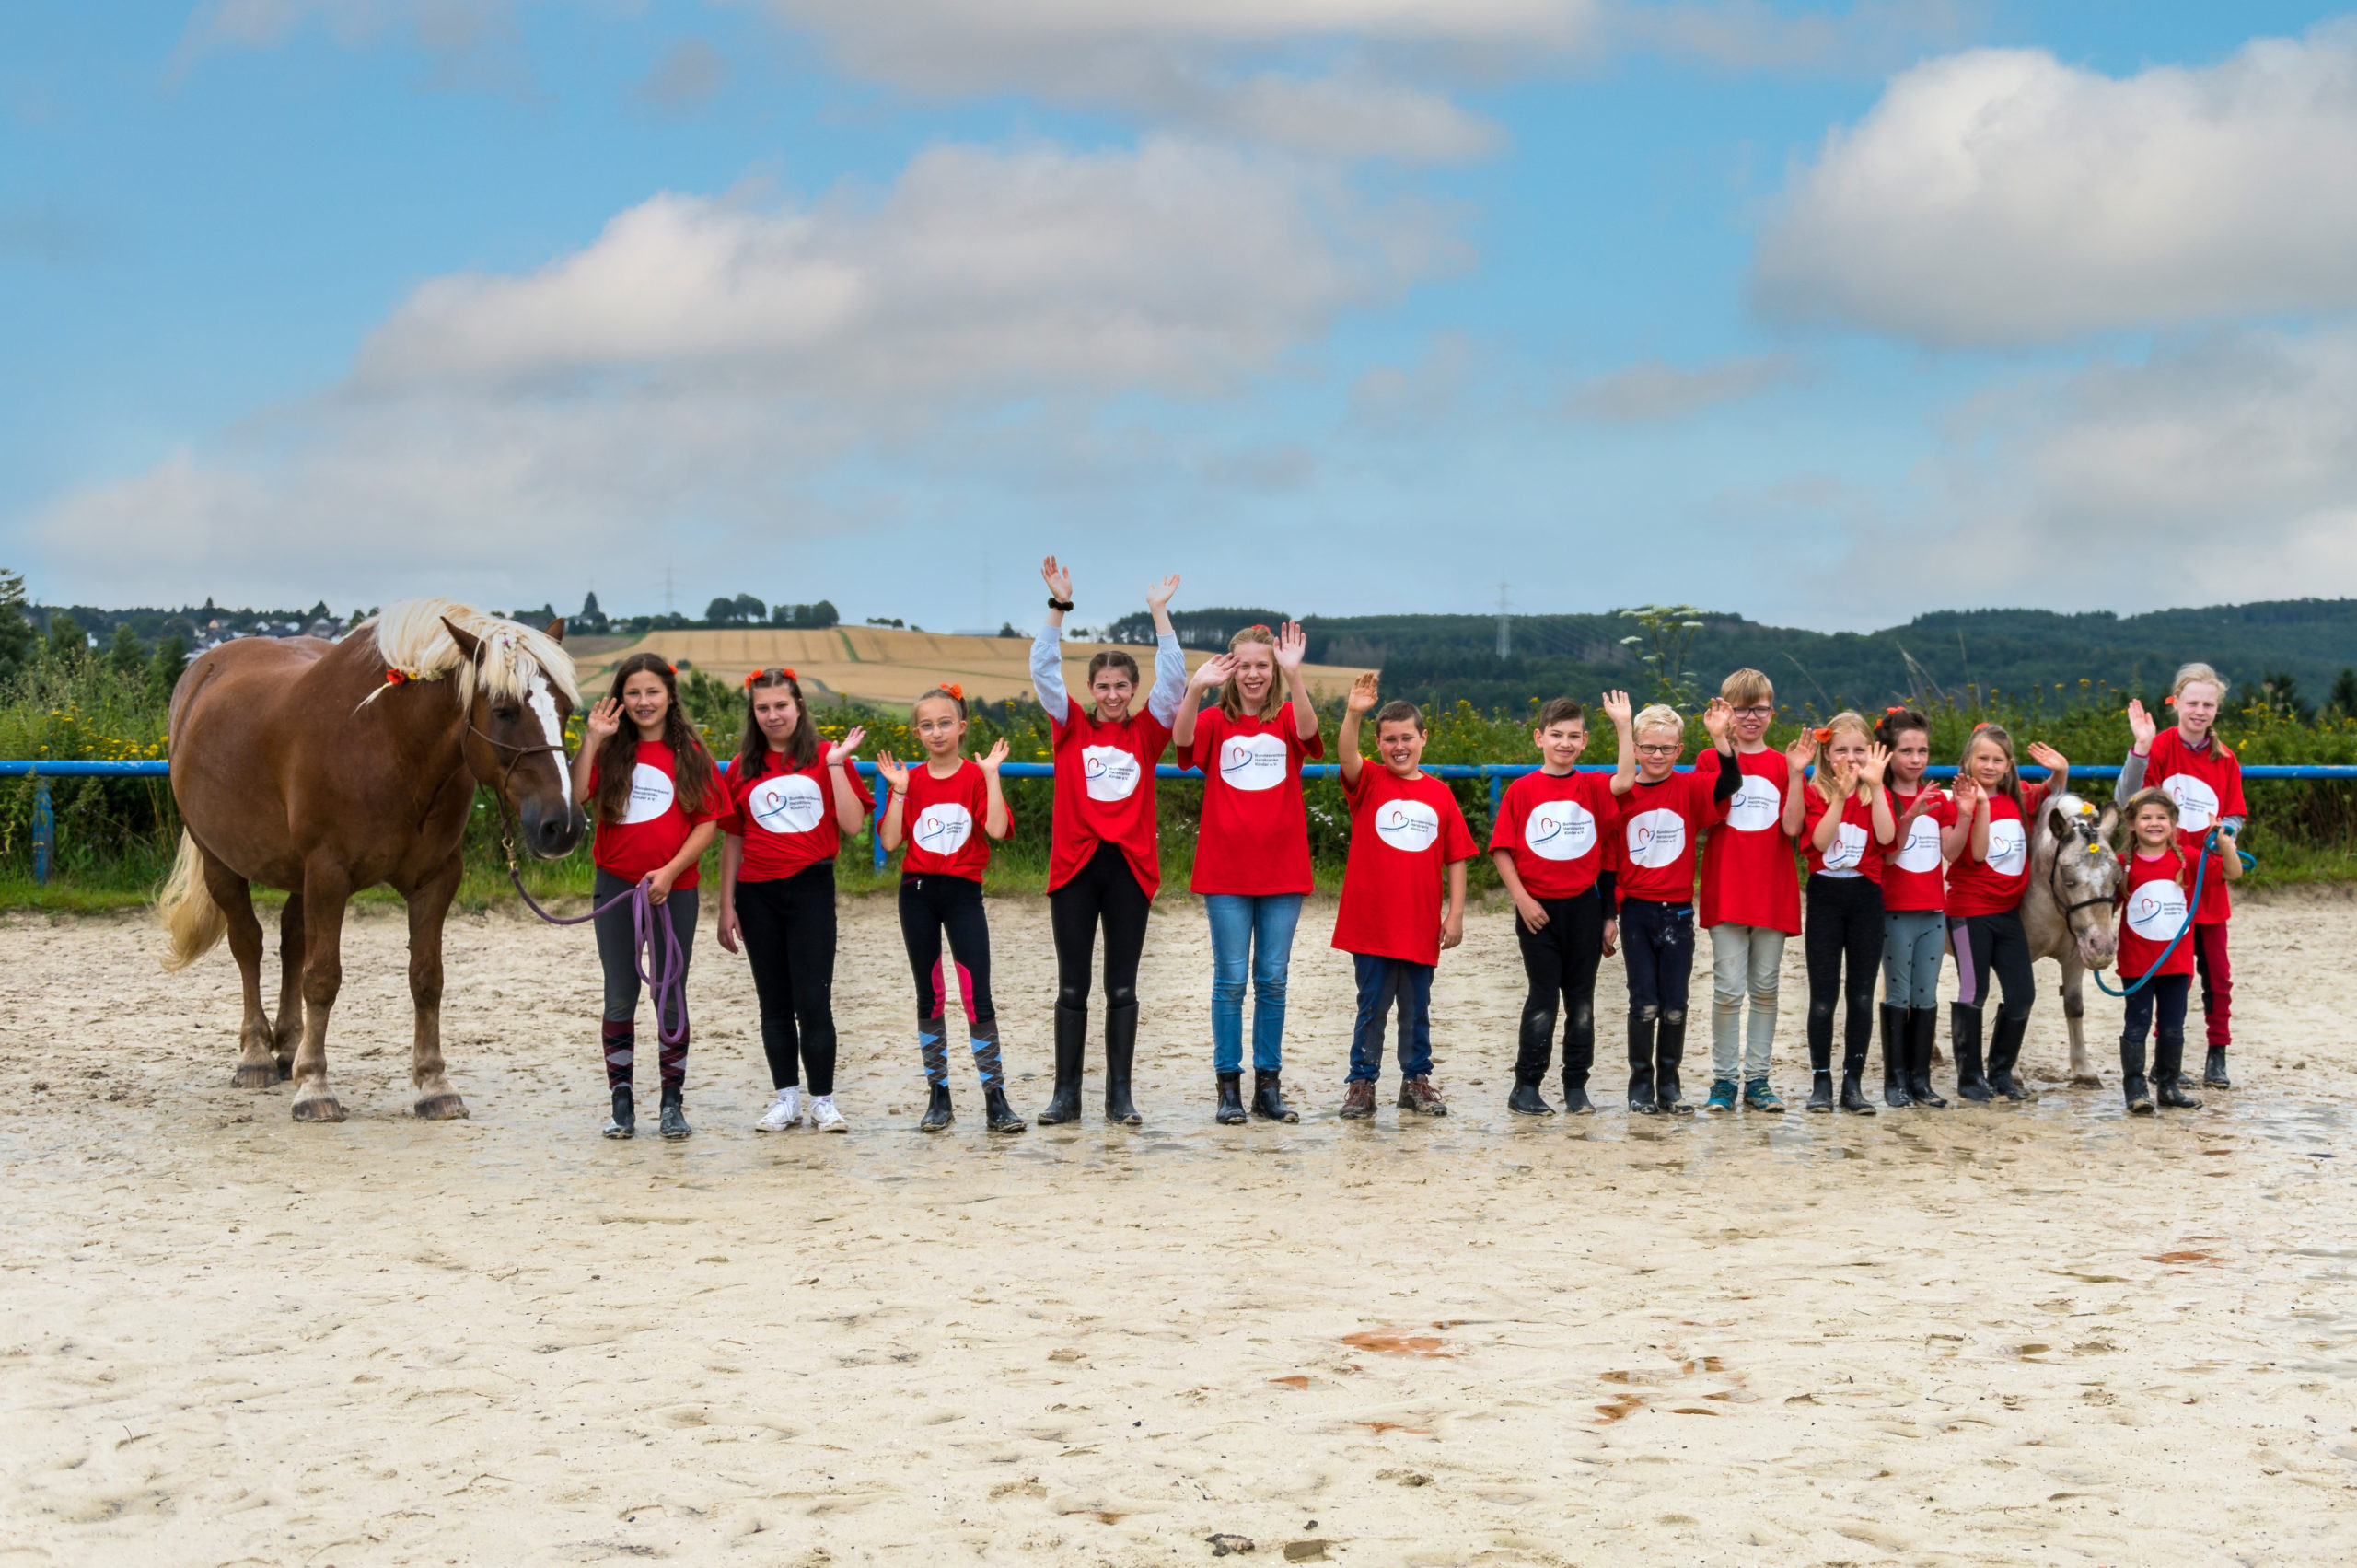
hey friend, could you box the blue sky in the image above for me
[7,2,2357,632]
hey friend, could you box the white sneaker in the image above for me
[757,1089,802,1132]
[808,1096,848,1133]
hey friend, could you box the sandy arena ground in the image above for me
[3,889,2354,1566]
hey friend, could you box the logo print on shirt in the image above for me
[1523,799,1596,862]
[1985,817,2028,877]
[1625,808,1684,869]
[1724,772,1782,832]
[749,772,825,835]
[621,762,676,826]
[1219,732,1290,793]
[1823,820,1868,871]
[913,802,975,855]
[2161,772,2219,832]
[1082,745,1141,802]
[1893,799,1944,875]
[1374,796,1441,853]
[2127,878,2189,941]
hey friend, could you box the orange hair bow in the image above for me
[1813,727,1833,743]
[781,667,795,679]
[946,682,965,701]
[1885,705,1904,714]
[741,671,758,690]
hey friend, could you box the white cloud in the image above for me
[1614,0,1974,76]
[33,137,1463,604]
[1563,352,1803,422]
[1755,26,2357,346]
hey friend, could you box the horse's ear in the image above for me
[544,618,565,644]
[2096,804,2119,842]
[440,616,483,662]
[2044,804,2071,843]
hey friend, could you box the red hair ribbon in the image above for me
[946,682,964,701]
[741,671,758,690]
[1813,727,1832,743]
[2164,694,2178,705]
[1885,705,1903,714]
[665,662,678,675]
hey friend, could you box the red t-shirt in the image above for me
[588,739,728,888]
[900,759,1004,882]
[1330,767,1478,966]
[1612,770,1720,905]
[2144,728,2246,924]
[1048,704,1174,898]
[1695,749,1802,934]
[1489,769,1618,900]
[1945,782,2050,918]
[1182,703,1323,896]
[723,750,871,884]
[2116,849,2197,978]
[1801,784,1884,884]
[1879,783,1955,913]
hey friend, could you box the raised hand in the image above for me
[1599,689,1633,726]
[1951,773,1983,815]
[1188,653,1236,692]
[1856,742,1890,788]
[872,749,910,794]
[585,696,622,742]
[1821,754,1854,798]
[1784,731,1818,772]
[1701,697,1731,745]
[1275,621,1308,671]
[1040,555,1073,603]
[2127,697,2158,752]
[2026,740,2069,774]
[979,737,1010,774]
[1898,785,1942,827]
[825,725,866,766]
[1345,670,1380,715]
[1145,573,1180,614]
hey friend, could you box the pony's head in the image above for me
[2037,792,2123,970]
[367,598,584,860]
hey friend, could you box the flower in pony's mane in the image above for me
[385,668,409,686]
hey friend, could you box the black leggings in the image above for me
[736,864,838,1096]
[592,869,696,1090]
[1513,889,1605,1085]
[1948,909,2034,1021]
[899,871,1007,1088]
[1050,840,1152,1017]
[1805,875,1884,1071]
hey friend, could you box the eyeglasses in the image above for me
[1730,704,1774,717]
[1635,744,1679,757]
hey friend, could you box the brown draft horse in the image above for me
[157,600,582,1121]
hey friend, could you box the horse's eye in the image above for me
[493,705,521,723]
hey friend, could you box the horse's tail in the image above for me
[157,830,226,973]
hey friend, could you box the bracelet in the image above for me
[1047,596,1074,612]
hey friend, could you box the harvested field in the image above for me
[2,891,2353,1564]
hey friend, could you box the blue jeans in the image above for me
[1205,893,1304,1074]
[1348,954,1434,1085]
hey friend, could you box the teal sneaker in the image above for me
[1743,1076,1785,1114]
[1703,1079,1738,1115]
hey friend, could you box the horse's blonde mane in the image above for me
[364,599,579,710]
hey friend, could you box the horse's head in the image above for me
[443,615,584,860]
[2039,793,2122,970]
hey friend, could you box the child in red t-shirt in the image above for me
[1799,712,1895,1116]
[1607,695,1738,1115]
[876,685,1023,1136]
[1332,673,1477,1121]
[1490,693,1625,1117]
[2114,788,2202,1113]
[1875,707,1956,1108]
[1943,723,2072,1103]
[2119,661,2247,1087]
[1174,621,1324,1126]
[1693,669,1816,1114]
[573,653,728,1141]
[715,668,870,1135]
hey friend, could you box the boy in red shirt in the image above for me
[1490,693,1627,1117]
[2119,662,2247,1087]
[1694,670,1816,1114]
[1332,673,1477,1121]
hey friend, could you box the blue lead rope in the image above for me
[2090,830,2248,1000]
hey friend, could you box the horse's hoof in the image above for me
[2072,1074,2104,1088]
[290,1095,346,1123]
[413,1094,470,1121]
[230,1063,277,1089]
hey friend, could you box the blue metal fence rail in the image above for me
[9,757,2356,883]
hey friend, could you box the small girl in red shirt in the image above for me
[2115,787,2237,1113]
[714,668,870,1134]
[876,686,1022,1135]
[1943,723,2071,1103]
[572,653,728,1141]
[1800,712,1895,1115]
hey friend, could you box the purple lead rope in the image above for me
[509,867,691,1048]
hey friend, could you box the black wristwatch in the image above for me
[1048,596,1074,612]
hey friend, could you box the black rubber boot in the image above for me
[658,1084,691,1140]
[983,1085,1026,1133]
[1562,1028,1595,1115]
[2155,1030,2204,1110]
[1987,1011,2036,1102]
[1879,1003,1912,1109]
[2203,1047,2233,1089]
[1839,1062,1876,1115]
[1951,1004,1992,1103]
[1806,1070,1834,1113]
[1250,1070,1298,1123]
[1905,1006,1947,1108]
[1037,1004,1086,1125]
[1561,1075,1595,1117]
[920,1083,954,1132]
[1215,1072,1248,1125]
[1508,1079,1556,1117]
[603,1084,634,1140]
[1655,1014,1693,1115]
[1627,1010,1659,1115]
[2120,1035,2154,1114]
[1103,1004,1143,1127]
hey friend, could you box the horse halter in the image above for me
[464,703,572,873]
[2044,839,2116,921]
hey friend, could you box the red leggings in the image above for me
[2193,922,2233,1048]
